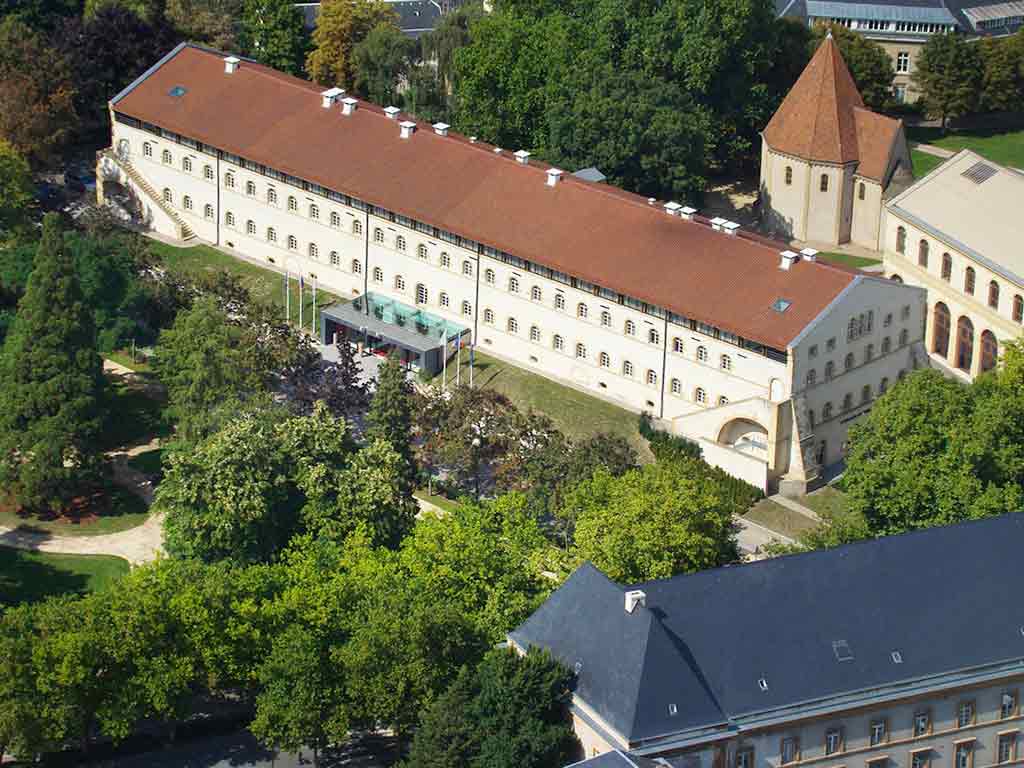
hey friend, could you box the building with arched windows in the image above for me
[759,34,912,250]
[96,43,927,494]
[882,150,1024,379]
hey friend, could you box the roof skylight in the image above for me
[168,85,187,98]
[772,298,792,313]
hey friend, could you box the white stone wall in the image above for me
[851,178,884,251]
[761,144,812,241]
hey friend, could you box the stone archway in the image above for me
[956,316,974,372]
[718,418,770,458]
[890,274,903,283]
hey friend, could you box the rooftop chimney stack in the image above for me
[664,201,682,216]
[625,590,646,614]
[320,87,344,108]
[514,149,531,165]
[680,206,697,220]
[433,122,450,136]
[779,250,800,270]
[341,97,358,116]
[224,56,240,74]
[546,168,563,187]
[723,221,740,236]
[399,120,417,139]
[800,247,819,262]
[384,106,401,120]
[710,216,728,232]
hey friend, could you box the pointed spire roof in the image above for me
[763,34,865,164]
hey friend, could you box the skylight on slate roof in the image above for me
[833,639,854,662]
[168,86,187,98]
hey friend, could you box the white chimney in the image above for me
[320,87,343,108]
[723,221,740,236]
[384,105,401,120]
[625,590,646,614]
[224,56,240,74]
[680,206,698,220]
[779,250,800,270]
[493,147,502,155]
[341,97,358,116]
[399,120,417,139]
[546,168,563,187]
[433,122,450,136]
[710,216,728,232]
[664,201,682,216]
[514,149,531,165]
[647,198,656,206]
[800,247,819,262]
[469,136,478,143]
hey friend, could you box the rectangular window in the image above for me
[896,52,910,73]
[1002,692,1018,719]
[955,742,973,768]
[871,721,888,746]
[958,702,975,728]
[781,737,799,765]
[998,734,1016,764]
[911,751,931,768]
[737,748,754,768]
[826,729,843,755]
[914,711,931,737]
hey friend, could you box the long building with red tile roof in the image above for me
[98,43,928,493]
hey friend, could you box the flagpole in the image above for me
[456,334,461,387]
[312,276,317,337]
[442,332,448,390]
[299,274,303,329]
[285,269,290,322]
[469,342,474,388]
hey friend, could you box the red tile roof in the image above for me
[763,35,902,182]
[113,45,857,349]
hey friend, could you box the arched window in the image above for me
[183,195,193,211]
[623,360,634,377]
[718,395,729,406]
[861,384,871,404]
[649,329,660,345]
[823,402,833,420]
[981,330,998,372]
[806,369,817,386]
[288,235,298,250]
[624,319,636,336]
[440,252,451,268]
[162,187,172,203]
[461,301,472,316]
[225,211,235,227]
[531,286,542,301]
[246,180,256,196]
[330,251,339,266]
[204,204,214,220]
[825,361,835,380]
[858,182,866,200]
[374,228,384,244]
[890,274,903,284]
[555,294,565,310]
[845,352,854,371]
[484,308,495,324]
[720,354,731,370]
[352,260,362,274]
[865,343,874,362]
[785,166,793,185]
[267,227,277,242]
[509,276,520,293]
[395,235,406,252]
[162,149,172,164]
[553,334,564,351]
[918,239,929,268]
[143,142,153,158]
[183,156,192,173]
[843,393,853,412]
[941,253,952,281]
[577,302,588,319]
[462,260,473,276]
[530,326,541,342]
[309,203,319,220]
[933,302,951,357]
[353,220,363,236]
[820,174,829,192]
[697,345,708,362]
[601,311,612,327]
[989,280,1000,309]
[330,211,341,227]
[417,244,428,261]
[880,377,889,394]
[673,337,684,353]
[439,292,449,308]
[507,316,519,334]
[267,187,278,204]
[671,378,681,394]
[646,369,658,386]
[1015,295,1023,324]
[576,343,587,359]
[484,269,495,285]
[882,336,891,354]
[204,165,214,180]
[394,274,406,291]
[896,226,906,254]
[224,172,235,189]
[288,196,298,211]
[599,352,610,368]
[695,387,707,404]
[965,267,975,295]
[246,219,256,235]
[309,243,319,259]
[416,284,428,305]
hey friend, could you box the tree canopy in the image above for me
[0,141,33,237]
[306,0,398,87]
[241,0,309,75]
[913,32,984,129]
[352,21,416,105]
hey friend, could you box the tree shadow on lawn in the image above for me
[0,543,93,605]
[100,372,170,451]
[0,485,148,532]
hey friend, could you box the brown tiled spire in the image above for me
[763,33,865,164]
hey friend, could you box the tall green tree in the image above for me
[166,0,243,49]
[366,351,417,498]
[352,21,415,105]
[0,215,106,512]
[979,33,1024,113]
[306,0,398,87]
[810,23,894,110]
[0,141,33,238]
[241,0,309,75]
[913,32,984,130]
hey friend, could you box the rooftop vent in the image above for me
[624,589,646,613]
[779,250,799,271]
[341,97,358,116]
[962,161,997,184]
[833,640,854,662]
[891,650,904,664]
[223,56,240,74]
[758,677,769,691]
[514,149,531,165]
[321,87,344,108]
[546,168,563,187]
[723,221,740,236]
[680,206,698,220]
[664,201,682,216]
[433,122,450,136]
[384,105,401,120]
[469,136,478,143]
[772,298,792,313]
[647,198,656,206]
[399,120,417,139]
[800,247,819,262]
[710,216,728,231]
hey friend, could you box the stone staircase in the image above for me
[99,148,195,241]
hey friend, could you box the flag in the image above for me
[299,274,305,291]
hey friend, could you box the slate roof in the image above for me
[294,0,442,36]
[762,35,904,182]
[511,514,1024,748]
[111,44,859,351]
[566,750,666,768]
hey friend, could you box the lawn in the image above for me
[146,240,343,336]
[817,252,882,269]
[105,349,153,372]
[0,546,129,605]
[427,349,648,455]
[911,149,946,179]
[101,372,169,452]
[799,484,849,519]
[907,126,1024,170]
[743,499,819,540]
[0,486,151,537]
[413,489,464,515]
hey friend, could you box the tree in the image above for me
[0,215,106,512]
[166,0,243,49]
[241,0,309,75]
[405,647,580,768]
[83,0,166,24]
[979,33,1024,113]
[567,461,739,582]
[421,3,483,92]
[0,18,77,166]
[810,23,894,110]
[0,605,44,761]
[306,0,399,87]
[0,141,32,237]
[352,22,415,105]
[366,351,417,498]
[913,32,984,131]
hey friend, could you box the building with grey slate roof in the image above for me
[295,0,443,37]
[512,514,1024,766]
